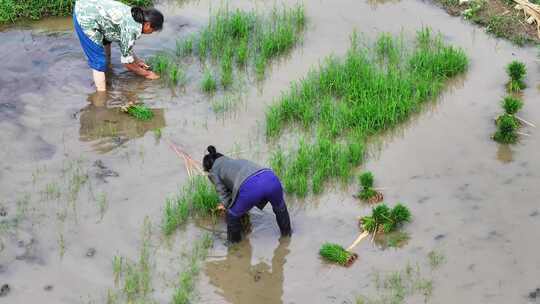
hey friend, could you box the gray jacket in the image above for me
[208,156,264,209]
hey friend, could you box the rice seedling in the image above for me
[58,232,65,259]
[153,128,162,141]
[236,36,249,66]
[169,64,180,85]
[112,255,123,286]
[502,96,523,115]
[319,243,356,266]
[361,203,411,235]
[220,47,234,88]
[96,192,107,221]
[201,68,217,93]
[119,217,152,302]
[493,114,519,144]
[171,233,213,304]
[356,171,383,203]
[266,28,468,196]
[150,4,305,97]
[43,182,61,201]
[149,53,171,75]
[357,261,435,304]
[506,60,527,92]
[121,103,154,121]
[176,36,194,57]
[162,176,219,235]
[427,250,445,269]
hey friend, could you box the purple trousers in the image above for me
[228,170,286,218]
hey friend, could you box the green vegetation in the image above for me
[319,243,355,266]
[502,96,523,116]
[493,62,527,144]
[96,192,108,221]
[267,29,468,196]
[171,233,213,304]
[150,4,305,95]
[358,171,378,201]
[493,114,519,144]
[506,60,527,92]
[427,250,446,269]
[356,262,434,304]
[123,104,154,121]
[0,0,152,24]
[361,203,411,234]
[109,217,153,303]
[201,68,217,93]
[162,175,219,235]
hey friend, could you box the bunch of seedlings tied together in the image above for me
[268,29,469,197]
[148,4,306,92]
[506,60,527,92]
[493,60,531,144]
[361,203,411,235]
[356,171,384,204]
[121,102,154,121]
[319,243,358,267]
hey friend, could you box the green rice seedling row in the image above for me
[266,29,468,196]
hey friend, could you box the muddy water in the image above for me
[1,0,539,303]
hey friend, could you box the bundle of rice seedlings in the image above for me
[493,114,519,144]
[506,60,527,92]
[121,102,154,121]
[360,203,411,234]
[356,171,383,204]
[319,243,357,266]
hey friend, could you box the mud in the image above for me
[1,0,539,303]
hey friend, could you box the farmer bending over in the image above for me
[73,0,163,91]
[203,146,292,243]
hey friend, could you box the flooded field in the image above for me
[1,0,539,303]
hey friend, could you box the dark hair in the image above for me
[131,7,164,31]
[203,145,223,172]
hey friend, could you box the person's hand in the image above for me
[135,58,150,70]
[217,203,226,211]
[145,71,160,80]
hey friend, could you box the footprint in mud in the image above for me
[86,248,96,258]
[0,284,10,297]
[44,285,53,292]
[0,207,6,217]
[529,288,540,301]
[93,160,119,182]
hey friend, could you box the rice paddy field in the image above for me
[1,0,540,303]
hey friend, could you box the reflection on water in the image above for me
[79,92,165,153]
[496,143,514,163]
[206,238,290,304]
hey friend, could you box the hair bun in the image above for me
[207,145,217,155]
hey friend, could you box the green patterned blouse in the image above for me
[75,0,142,64]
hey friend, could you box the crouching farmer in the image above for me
[203,146,292,243]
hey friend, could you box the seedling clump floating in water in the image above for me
[319,243,357,266]
[493,114,519,144]
[502,96,523,116]
[121,103,154,121]
[357,171,383,203]
[361,203,411,234]
[506,60,527,92]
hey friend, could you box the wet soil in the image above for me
[1,0,539,303]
